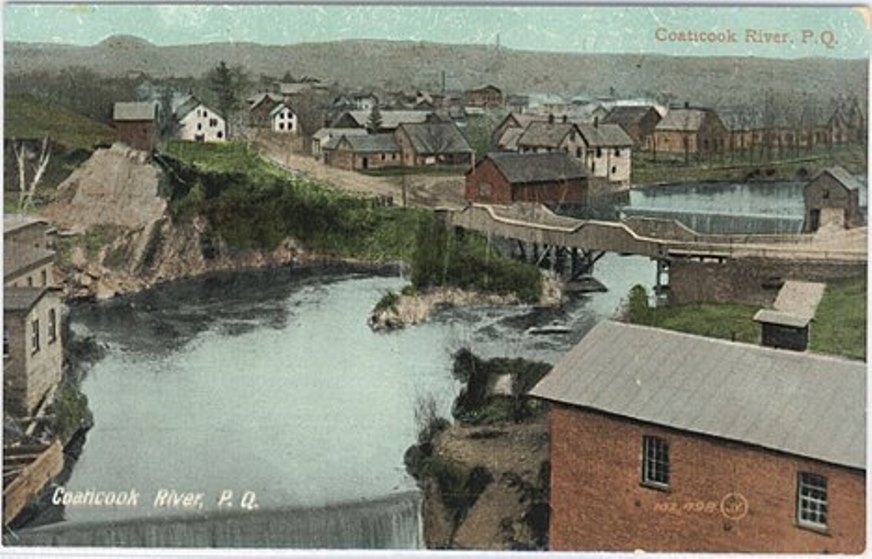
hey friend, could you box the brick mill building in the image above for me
[465,152,588,210]
[529,321,865,553]
[602,105,662,148]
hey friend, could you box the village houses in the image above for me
[3,216,64,418]
[394,122,473,167]
[651,104,728,157]
[173,95,226,142]
[269,102,299,134]
[530,320,865,553]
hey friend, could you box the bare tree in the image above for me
[12,137,51,210]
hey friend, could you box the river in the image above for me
[15,256,654,548]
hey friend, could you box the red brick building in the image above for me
[465,152,588,210]
[112,101,159,152]
[602,105,662,148]
[463,84,504,108]
[530,321,865,553]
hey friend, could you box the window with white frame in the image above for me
[797,472,828,530]
[642,435,669,488]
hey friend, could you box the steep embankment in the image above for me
[41,144,324,299]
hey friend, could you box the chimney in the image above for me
[684,101,690,109]
[548,113,555,124]
[594,116,599,128]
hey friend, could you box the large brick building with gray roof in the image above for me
[530,320,865,553]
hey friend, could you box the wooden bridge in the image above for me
[443,203,867,283]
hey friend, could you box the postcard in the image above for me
[2,2,868,556]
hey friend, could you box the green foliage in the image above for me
[49,382,93,443]
[161,140,426,260]
[410,219,542,303]
[374,290,400,313]
[207,61,245,119]
[464,114,497,159]
[809,277,866,360]
[626,284,652,324]
[451,349,550,426]
[5,96,114,149]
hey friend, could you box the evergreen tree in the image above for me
[367,104,383,133]
[208,61,240,120]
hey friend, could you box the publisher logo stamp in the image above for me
[720,492,749,520]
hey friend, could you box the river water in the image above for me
[17,257,654,548]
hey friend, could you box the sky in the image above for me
[3,3,870,59]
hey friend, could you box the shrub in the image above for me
[373,290,400,314]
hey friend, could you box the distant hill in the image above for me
[5,96,113,149]
[5,36,867,108]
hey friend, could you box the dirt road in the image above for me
[256,140,467,209]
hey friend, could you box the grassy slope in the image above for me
[630,277,866,360]
[5,96,113,149]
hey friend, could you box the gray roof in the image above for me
[497,127,524,150]
[603,106,658,127]
[656,108,715,131]
[112,101,157,122]
[4,215,48,234]
[529,321,866,469]
[334,110,433,130]
[812,166,864,192]
[576,123,633,147]
[4,241,54,280]
[517,122,575,148]
[277,82,311,96]
[269,103,294,118]
[334,133,399,153]
[478,152,587,184]
[249,92,284,110]
[772,281,826,321]
[753,309,810,328]
[312,127,368,142]
[398,123,472,155]
[4,287,47,312]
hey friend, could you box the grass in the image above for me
[809,277,867,360]
[5,96,113,150]
[633,144,867,185]
[626,280,866,360]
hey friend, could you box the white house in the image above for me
[270,103,299,134]
[174,96,226,142]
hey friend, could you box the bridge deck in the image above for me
[446,204,866,262]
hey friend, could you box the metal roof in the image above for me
[811,166,864,192]
[112,101,157,122]
[334,110,433,130]
[529,321,866,469]
[477,152,587,184]
[312,127,368,141]
[656,108,715,132]
[334,133,399,153]
[3,287,48,312]
[517,122,575,148]
[397,122,472,155]
[753,309,810,328]
[576,122,633,147]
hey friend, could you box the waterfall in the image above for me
[620,207,804,235]
[9,491,423,549]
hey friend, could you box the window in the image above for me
[641,436,669,488]
[41,269,48,286]
[27,276,33,287]
[611,166,617,175]
[31,319,40,355]
[576,147,582,158]
[797,473,827,530]
[3,329,9,359]
[217,131,223,139]
[197,123,202,131]
[209,118,218,127]
[614,148,621,156]
[596,147,602,158]
[279,122,285,131]
[477,182,493,198]
[48,308,57,344]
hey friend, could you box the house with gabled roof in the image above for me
[322,133,401,171]
[529,320,865,553]
[173,96,226,142]
[803,166,864,231]
[269,102,299,134]
[248,92,284,128]
[602,105,662,148]
[575,120,633,189]
[311,127,368,157]
[112,101,159,151]
[463,84,504,108]
[653,105,727,157]
[394,122,473,167]
[465,152,588,210]
[330,110,436,132]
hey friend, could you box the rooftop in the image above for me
[334,133,399,153]
[477,152,587,184]
[529,320,865,469]
[3,287,48,312]
[398,122,472,155]
[656,108,717,132]
[812,166,864,192]
[112,101,158,122]
[4,215,48,235]
[334,110,433,130]
[4,241,54,280]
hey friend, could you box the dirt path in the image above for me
[255,140,467,209]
